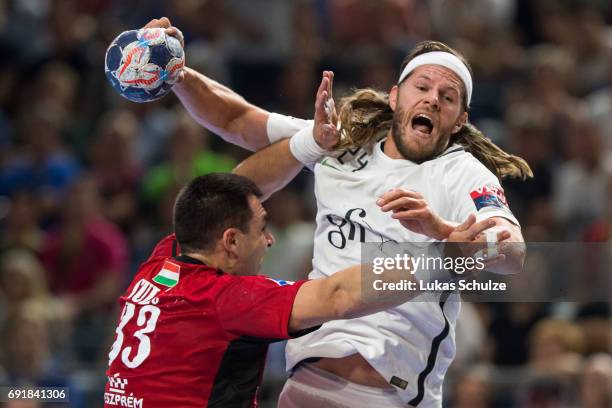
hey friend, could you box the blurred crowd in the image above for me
[0,0,611,407]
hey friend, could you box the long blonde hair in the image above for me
[333,41,533,180]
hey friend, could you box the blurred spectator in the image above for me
[453,302,487,369]
[503,107,556,230]
[586,48,612,154]
[580,353,612,408]
[39,177,128,361]
[575,303,612,355]
[0,104,81,225]
[489,303,548,366]
[520,375,567,408]
[0,191,45,253]
[450,365,493,408]
[128,100,177,167]
[570,5,612,96]
[528,318,585,378]
[260,190,315,282]
[0,310,65,387]
[326,0,424,54]
[89,109,143,231]
[141,113,236,206]
[276,56,319,118]
[0,250,60,327]
[553,120,609,237]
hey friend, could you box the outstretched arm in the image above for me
[173,67,271,151]
[144,17,274,151]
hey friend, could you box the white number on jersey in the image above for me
[108,302,161,368]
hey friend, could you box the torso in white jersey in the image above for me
[271,114,518,407]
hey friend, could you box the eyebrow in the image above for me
[415,75,460,93]
[440,86,459,94]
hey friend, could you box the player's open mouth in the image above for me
[411,114,434,135]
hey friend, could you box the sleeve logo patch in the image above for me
[470,184,508,211]
[266,278,295,286]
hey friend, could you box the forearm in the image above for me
[233,138,303,201]
[173,67,270,151]
[330,264,422,320]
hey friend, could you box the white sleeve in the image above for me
[448,159,519,226]
[266,113,314,144]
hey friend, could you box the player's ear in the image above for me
[221,228,240,254]
[452,111,468,134]
[389,85,398,112]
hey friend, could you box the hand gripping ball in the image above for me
[104,28,185,103]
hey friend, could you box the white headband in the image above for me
[398,51,472,106]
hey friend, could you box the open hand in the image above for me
[377,188,453,240]
[313,71,339,150]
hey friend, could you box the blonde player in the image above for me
[148,18,530,408]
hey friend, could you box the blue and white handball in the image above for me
[104,28,185,103]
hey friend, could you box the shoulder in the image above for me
[147,234,178,261]
[441,148,498,185]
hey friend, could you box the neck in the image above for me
[183,251,236,274]
[383,130,403,159]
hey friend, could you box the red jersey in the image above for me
[104,234,312,408]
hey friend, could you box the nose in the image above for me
[265,231,275,248]
[424,89,440,111]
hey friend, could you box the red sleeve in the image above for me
[147,234,178,261]
[214,276,308,340]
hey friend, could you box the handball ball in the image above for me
[104,28,185,103]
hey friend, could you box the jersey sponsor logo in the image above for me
[266,278,295,286]
[127,279,160,305]
[105,373,144,407]
[320,158,340,171]
[470,184,508,211]
[337,147,369,172]
[153,260,180,287]
[326,208,367,249]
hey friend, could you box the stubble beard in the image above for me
[391,109,451,164]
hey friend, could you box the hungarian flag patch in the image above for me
[153,260,181,288]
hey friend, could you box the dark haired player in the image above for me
[103,173,495,408]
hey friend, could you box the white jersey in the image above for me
[270,115,518,407]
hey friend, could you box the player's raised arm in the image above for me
[173,67,271,151]
[143,17,283,151]
[233,71,339,200]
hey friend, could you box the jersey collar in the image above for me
[174,254,206,265]
[375,139,464,169]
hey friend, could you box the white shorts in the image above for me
[277,363,410,408]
